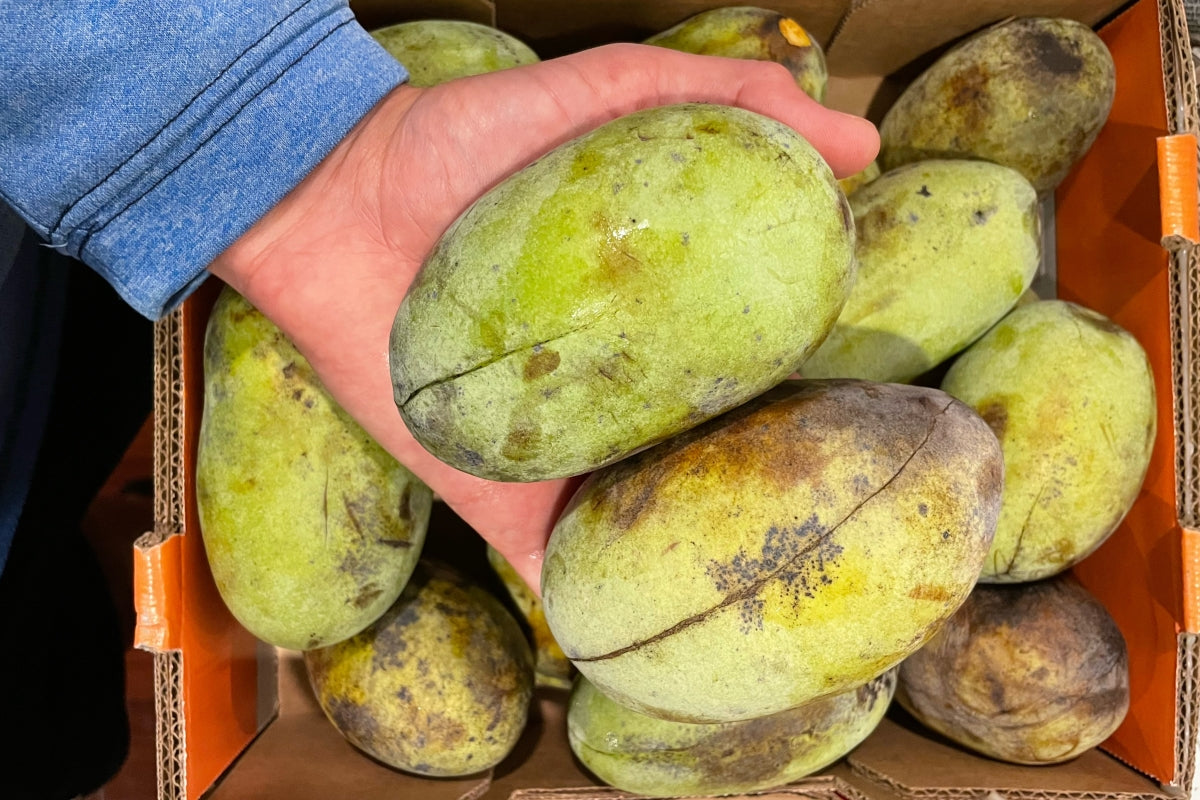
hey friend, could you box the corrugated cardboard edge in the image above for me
[845,759,1167,800]
[1173,633,1200,798]
[151,306,188,800]
[507,776,869,800]
[1161,0,1200,792]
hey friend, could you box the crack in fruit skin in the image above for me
[572,400,951,663]
[542,380,1003,723]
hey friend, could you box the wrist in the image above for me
[208,83,423,309]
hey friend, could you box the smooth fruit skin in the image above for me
[941,299,1156,583]
[197,287,431,650]
[390,103,855,482]
[802,160,1040,384]
[645,7,829,102]
[370,19,539,86]
[898,575,1129,764]
[879,17,1115,193]
[542,379,1002,723]
[304,561,535,777]
[568,670,896,796]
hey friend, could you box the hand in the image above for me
[208,42,879,593]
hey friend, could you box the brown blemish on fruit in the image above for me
[908,584,955,603]
[944,62,992,134]
[503,425,541,463]
[693,713,795,785]
[523,349,560,380]
[352,584,384,609]
[1027,26,1083,76]
[977,399,1008,440]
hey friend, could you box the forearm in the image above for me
[0,1,406,319]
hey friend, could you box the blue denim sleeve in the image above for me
[0,1,407,320]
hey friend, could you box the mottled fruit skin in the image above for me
[838,160,880,196]
[542,379,1002,723]
[391,103,855,482]
[803,160,1040,383]
[486,544,574,689]
[941,300,1156,582]
[304,561,535,776]
[898,575,1129,764]
[197,287,432,650]
[879,17,1115,193]
[645,7,828,102]
[568,670,896,796]
[370,20,539,87]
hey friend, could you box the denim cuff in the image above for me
[69,18,406,319]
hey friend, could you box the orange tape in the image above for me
[1156,134,1199,249]
[133,533,183,652]
[1183,527,1200,634]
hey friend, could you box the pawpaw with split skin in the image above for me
[370,19,539,87]
[197,286,431,651]
[644,6,829,103]
[542,379,1002,724]
[568,669,897,796]
[390,102,855,482]
[304,560,535,777]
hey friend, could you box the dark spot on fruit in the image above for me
[944,62,992,133]
[282,361,296,379]
[523,349,560,380]
[917,185,932,197]
[918,502,929,516]
[292,389,303,402]
[503,425,541,462]
[693,713,794,785]
[859,204,898,238]
[456,446,484,468]
[1028,26,1084,76]
[908,584,954,603]
[708,517,844,633]
[977,399,1008,439]
[352,584,383,609]
[972,206,997,225]
[941,530,951,540]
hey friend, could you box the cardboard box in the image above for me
[133,0,1200,797]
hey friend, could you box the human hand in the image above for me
[208,42,878,593]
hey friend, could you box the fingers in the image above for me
[542,43,879,178]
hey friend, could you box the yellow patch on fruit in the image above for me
[779,18,811,47]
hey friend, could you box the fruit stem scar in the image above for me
[397,314,610,407]
[570,399,955,663]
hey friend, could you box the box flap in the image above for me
[846,716,1169,799]
[1057,0,1183,784]
[826,0,1128,77]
